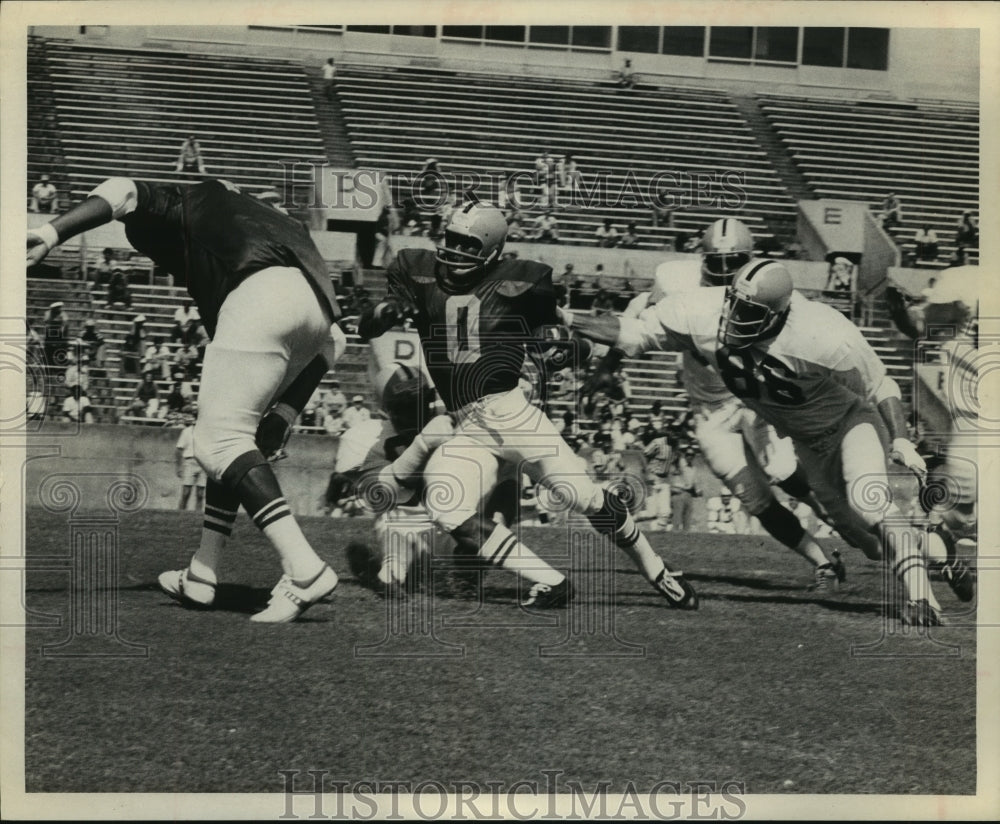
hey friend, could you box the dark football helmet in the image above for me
[376,361,437,439]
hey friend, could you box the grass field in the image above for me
[23,508,976,796]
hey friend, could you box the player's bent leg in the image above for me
[841,422,942,622]
[423,440,568,603]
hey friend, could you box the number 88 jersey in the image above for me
[386,249,560,412]
[620,287,892,448]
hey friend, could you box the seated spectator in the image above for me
[93,247,116,286]
[673,231,691,253]
[913,226,940,261]
[64,351,90,394]
[592,289,616,316]
[144,336,175,381]
[175,135,207,177]
[879,192,902,231]
[164,372,195,422]
[173,340,202,379]
[343,395,371,429]
[127,371,161,419]
[122,314,149,376]
[595,218,619,248]
[532,211,560,243]
[106,268,132,308]
[506,209,526,242]
[399,197,424,235]
[42,301,69,369]
[651,188,677,228]
[322,379,348,420]
[173,300,200,337]
[825,257,855,292]
[620,222,640,249]
[683,234,703,253]
[616,59,636,89]
[62,385,95,424]
[955,211,978,250]
[30,174,58,213]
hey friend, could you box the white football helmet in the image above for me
[719,260,793,349]
[435,201,507,290]
[701,218,754,286]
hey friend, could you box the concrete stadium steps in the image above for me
[332,63,797,248]
[32,38,330,205]
[27,36,71,208]
[758,93,979,265]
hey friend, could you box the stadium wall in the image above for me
[30,26,979,102]
[25,424,338,516]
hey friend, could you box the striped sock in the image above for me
[250,498,324,583]
[190,482,238,582]
[884,524,941,611]
[478,523,564,586]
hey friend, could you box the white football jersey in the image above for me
[623,259,731,406]
[620,288,896,445]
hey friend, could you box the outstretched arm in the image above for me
[27,178,138,266]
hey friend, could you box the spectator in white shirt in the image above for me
[342,395,371,429]
[62,385,95,423]
[31,174,58,213]
[913,226,939,261]
[595,218,619,248]
[175,418,206,510]
[322,57,337,100]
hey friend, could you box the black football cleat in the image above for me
[653,568,699,610]
[941,559,975,603]
[521,579,575,609]
[830,549,847,584]
[928,524,975,603]
[901,599,946,627]
[346,541,380,588]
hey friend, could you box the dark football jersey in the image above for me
[121,179,339,336]
[386,249,559,411]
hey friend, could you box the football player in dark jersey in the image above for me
[27,177,346,622]
[358,202,697,609]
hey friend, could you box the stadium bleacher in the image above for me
[333,63,798,247]
[31,37,328,204]
[758,93,979,267]
[25,36,974,433]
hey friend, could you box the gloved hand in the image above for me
[890,437,927,479]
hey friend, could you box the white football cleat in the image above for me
[250,565,339,623]
[158,567,217,607]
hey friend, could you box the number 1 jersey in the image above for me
[386,249,560,411]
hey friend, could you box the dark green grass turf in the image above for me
[23,509,976,794]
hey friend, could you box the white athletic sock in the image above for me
[253,498,325,583]
[617,531,668,584]
[479,523,564,586]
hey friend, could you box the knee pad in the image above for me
[193,418,257,482]
[422,436,498,533]
[724,465,774,516]
[756,499,805,549]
